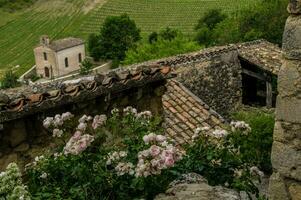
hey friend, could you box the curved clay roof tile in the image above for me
[45,90,62,101]
[7,98,25,112]
[160,66,171,75]
[64,85,81,97]
[26,93,44,105]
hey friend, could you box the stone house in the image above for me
[34,35,85,79]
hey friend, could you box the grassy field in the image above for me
[0,0,258,75]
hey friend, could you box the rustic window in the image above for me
[43,52,47,61]
[44,67,50,78]
[65,57,69,68]
[79,53,82,63]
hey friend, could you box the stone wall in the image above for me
[0,81,166,171]
[269,1,301,199]
[176,50,242,119]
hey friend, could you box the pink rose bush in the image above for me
[64,132,95,155]
[107,132,185,177]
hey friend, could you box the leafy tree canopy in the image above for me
[88,14,141,62]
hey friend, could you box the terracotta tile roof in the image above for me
[126,40,282,76]
[237,40,282,75]
[48,37,84,52]
[0,65,175,123]
[162,79,226,144]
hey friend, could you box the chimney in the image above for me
[40,35,50,46]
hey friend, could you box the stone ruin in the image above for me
[269,0,301,199]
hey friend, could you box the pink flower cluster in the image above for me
[122,106,152,120]
[43,112,74,138]
[230,121,251,135]
[135,139,184,177]
[115,162,135,176]
[106,133,184,177]
[92,115,107,129]
[64,131,94,155]
[43,112,74,129]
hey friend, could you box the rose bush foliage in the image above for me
[0,107,271,199]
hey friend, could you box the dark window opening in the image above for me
[44,67,50,78]
[79,53,82,63]
[43,52,47,61]
[65,57,69,68]
[240,57,277,107]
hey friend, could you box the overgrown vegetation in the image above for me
[79,59,93,75]
[123,30,201,65]
[0,69,20,89]
[0,107,274,199]
[231,109,275,173]
[195,0,288,46]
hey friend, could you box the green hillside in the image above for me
[0,0,258,75]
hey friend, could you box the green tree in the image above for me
[159,27,178,41]
[88,14,141,62]
[195,9,227,30]
[195,26,211,47]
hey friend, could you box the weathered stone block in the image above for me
[288,182,301,200]
[8,120,27,147]
[277,60,301,98]
[274,121,301,150]
[288,0,301,14]
[276,97,301,123]
[14,143,30,152]
[269,172,290,200]
[283,15,301,60]
[271,141,301,181]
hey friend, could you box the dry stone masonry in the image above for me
[269,1,301,199]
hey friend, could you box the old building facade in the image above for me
[34,35,85,79]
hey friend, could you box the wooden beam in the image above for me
[266,81,273,108]
[242,68,266,81]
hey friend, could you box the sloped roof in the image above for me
[237,40,282,75]
[126,40,282,76]
[48,37,84,52]
[162,79,226,144]
[0,65,174,123]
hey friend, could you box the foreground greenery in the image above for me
[0,108,274,199]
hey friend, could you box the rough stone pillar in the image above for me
[269,1,301,199]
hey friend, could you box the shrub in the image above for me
[195,26,211,47]
[231,110,275,173]
[159,27,178,41]
[123,34,202,65]
[1,69,19,89]
[79,59,93,75]
[148,31,158,44]
[25,108,179,200]
[0,163,31,199]
[11,108,271,199]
